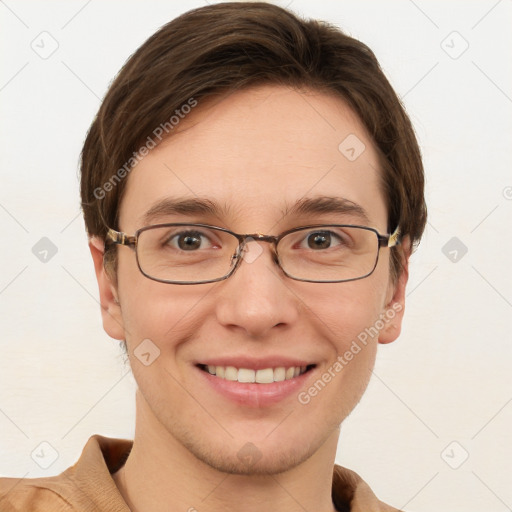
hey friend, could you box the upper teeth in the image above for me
[205,365,307,383]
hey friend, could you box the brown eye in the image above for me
[177,232,203,250]
[307,232,332,250]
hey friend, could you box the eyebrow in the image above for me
[139,195,371,227]
[140,197,226,226]
[283,196,371,224]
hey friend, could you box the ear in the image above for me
[89,237,126,340]
[378,238,410,345]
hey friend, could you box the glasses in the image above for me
[105,223,400,285]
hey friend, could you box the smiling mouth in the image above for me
[197,364,315,383]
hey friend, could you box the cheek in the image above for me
[295,291,380,426]
[297,283,383,421]
[314,292,380,388]
[297,278,387,349]
[117,254,216,355]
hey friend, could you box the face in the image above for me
[91,85,408,475]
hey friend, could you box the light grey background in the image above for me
[1,1,511,511]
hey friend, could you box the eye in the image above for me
[303,230,344,250]
[167,230,214,251]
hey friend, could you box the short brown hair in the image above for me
[80,1,426,280]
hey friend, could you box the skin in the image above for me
[90,85,409,512]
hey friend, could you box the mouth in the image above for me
[195,362,317,407]
[197,363,315,383]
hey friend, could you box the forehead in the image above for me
[119,85,387,232]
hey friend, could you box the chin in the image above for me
[187,439,317,476]
[166,411,342,477]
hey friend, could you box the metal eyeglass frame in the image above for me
[105,223,401,285]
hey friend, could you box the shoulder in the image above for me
[0,435,132,512]
[0,474,75,512]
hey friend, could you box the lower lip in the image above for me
[196,366,315,407]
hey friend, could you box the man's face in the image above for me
[96,85,407,475]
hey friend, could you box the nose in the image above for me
[214,240,299,338]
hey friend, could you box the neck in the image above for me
[113,391,340,512]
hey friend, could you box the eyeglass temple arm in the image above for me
[378,226,401,248]
[106,228,136,247]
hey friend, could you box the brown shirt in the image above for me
[0,435,401,512]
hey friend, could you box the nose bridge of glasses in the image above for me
[246,233,279,244]
[240,233,279,250]
[234,233,279,263]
